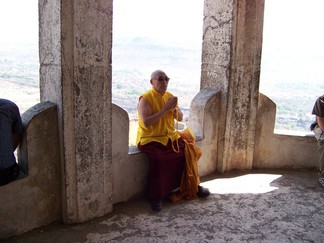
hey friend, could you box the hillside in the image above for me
[0,39,322,133]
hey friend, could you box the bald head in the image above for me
[149,70,170,94]
[150,70,166,80]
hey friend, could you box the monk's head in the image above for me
[150,70,170,95]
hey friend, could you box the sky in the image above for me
[0,0,204,44]
[261,0,324,87]
[1,0,323,49]
[113,0,204,45]
[0,0,38,43]
[263,0,324,55]
[0,0,323,85]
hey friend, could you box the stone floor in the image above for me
[5,169,324,243]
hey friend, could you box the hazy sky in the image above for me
[0,0,323,83]
[1,0,323,49]
[0,0,38,43]
[0,0,204,44]
[260,0,324,88]
[263,0,324,55]
[113,0,204,45]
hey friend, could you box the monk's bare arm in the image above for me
[138,96,177,127]
[173,107,183,122]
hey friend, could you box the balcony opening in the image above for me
[260,0,324,134]
[0,0,39,170]
[112,0,204,146]
[0,0,40,114]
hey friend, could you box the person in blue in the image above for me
[311,94,324,187]
[0,99,23,186]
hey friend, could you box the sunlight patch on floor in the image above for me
[201,174,282,194]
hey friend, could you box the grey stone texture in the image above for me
[7,170,324,242]
[0,102,61,239]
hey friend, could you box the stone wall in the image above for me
[112,104,148,203]
[0,102,61,239]
[253,93,318,169]
[39,0,114,224]
[0,94,319,240]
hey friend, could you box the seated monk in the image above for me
[136,70,210,212]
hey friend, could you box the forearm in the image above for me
[138,95,179,127]
[174,108,183,122]
[143,107,169,127]
[317,116,324,131]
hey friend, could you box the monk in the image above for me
[136,70,210,211]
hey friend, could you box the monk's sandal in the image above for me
[197,185,210,198]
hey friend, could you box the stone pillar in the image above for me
[39,0,113,223]
[201,0,264,171]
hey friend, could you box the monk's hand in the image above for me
[165,96,178,112]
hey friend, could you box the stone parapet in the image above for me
[0,102,61,240]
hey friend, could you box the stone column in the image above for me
[201,0,264,171]
[39,0,113,223]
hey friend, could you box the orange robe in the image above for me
[169,128,201,202]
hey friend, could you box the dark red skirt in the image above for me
[138,138,185,200]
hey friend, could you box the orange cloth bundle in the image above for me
[170,128,201,202]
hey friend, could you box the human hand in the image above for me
[165,96,178,111]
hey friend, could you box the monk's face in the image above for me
[150,71,170,95]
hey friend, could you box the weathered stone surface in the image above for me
[40,0,114,223]
[112,104,148,203]
[201,0,264,171]
[7,170,324,243]
[254,94,318,169]
[0,102,61,239]
[189,88,221,176]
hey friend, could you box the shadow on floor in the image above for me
[6,169,324,243]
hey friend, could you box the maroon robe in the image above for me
[138,138,186,200]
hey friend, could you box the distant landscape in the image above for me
[0,39,323,134]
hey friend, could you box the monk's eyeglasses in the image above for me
[155,76,170,82]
